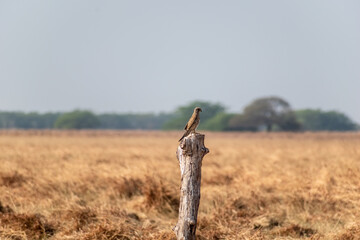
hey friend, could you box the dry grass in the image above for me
[0,130,360,239]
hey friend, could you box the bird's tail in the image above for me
[179,130,190,142]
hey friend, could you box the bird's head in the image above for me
[194,107,202,113]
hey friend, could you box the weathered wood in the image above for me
[174,133,209,240]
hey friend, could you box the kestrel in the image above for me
[179,107,202,142]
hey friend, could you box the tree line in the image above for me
[0,111,173,130]
[0,96,358,131]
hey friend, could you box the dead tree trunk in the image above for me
[173,133,209,240]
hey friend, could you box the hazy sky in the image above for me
[1,1,359,122]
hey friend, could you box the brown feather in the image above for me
[179,107,202,141]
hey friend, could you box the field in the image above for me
[1,130,360,240]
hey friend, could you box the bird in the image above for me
[179,107,202,142]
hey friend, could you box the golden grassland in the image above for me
[0,130,360,240]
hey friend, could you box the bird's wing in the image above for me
[185,114,196,130]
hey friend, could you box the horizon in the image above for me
[1,100,358,126]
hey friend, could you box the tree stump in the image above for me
[173,133,209,240]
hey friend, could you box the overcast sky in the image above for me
[0,1,359,122]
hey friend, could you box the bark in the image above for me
[173,133,209,240]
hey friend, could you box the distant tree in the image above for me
[201,113,236,131]
[163,101,226,130]
[54,110,100,129]
[227,114,258,131]
[0,110,173,130]
[295,109,357,131]
[98,113,174,129]
[98,113,132,129]
[0,111,60,129]
[242,96,300,131]
[276,112,302,131]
